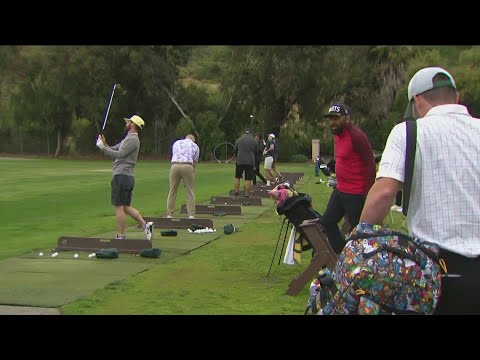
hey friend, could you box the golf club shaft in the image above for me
[100,84,119,133]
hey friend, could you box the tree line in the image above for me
[1,45,478,160]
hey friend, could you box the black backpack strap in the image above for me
[403,120,417,216]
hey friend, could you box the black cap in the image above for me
[324,103,350,118]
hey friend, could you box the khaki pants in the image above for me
[167,164,196,216]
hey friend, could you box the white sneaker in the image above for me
[144,221,154,240]
[390,205,403,213]
[188,215,196,219]
[266,181,271,186]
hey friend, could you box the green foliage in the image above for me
[455,46,480,116]
[1,45,477,159]
[180,46,230,82]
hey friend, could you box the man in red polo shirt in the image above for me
[320,103,376,253]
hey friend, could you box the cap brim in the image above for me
[324,113,341,118]
[404,100,414,120]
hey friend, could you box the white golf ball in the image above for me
[74,254,79,258]
[39,252,44,256]
[51,252,58,257]
[225,202,228,205]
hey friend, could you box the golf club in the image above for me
[100,83,121,134]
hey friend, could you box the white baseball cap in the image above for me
[268,133,275,139]
[404,67,456,120]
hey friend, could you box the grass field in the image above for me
[0,157,405,314]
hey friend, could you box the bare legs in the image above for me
[115,205,146,237]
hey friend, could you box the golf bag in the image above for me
[276,193,320,228]
[276,193,322,252]
[313,223,445,315]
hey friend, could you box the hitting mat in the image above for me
[0,257,152,307]
[0,201,272,308]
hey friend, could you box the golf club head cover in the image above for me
[140,248,161,258]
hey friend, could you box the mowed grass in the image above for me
[1,157,404,314]
[0,158,235,259]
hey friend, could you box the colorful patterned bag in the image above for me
[317,223,445,315]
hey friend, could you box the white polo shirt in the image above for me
[377,104,480,258]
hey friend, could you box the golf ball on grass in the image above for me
[51,252,58,257]
[74,254,79,258]
[39,252,44,256]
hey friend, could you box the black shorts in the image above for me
[235,164,254,180]
[111,174,135,206]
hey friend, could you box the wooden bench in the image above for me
[210,196,262,206]
[144,217,214,229]
[228,189,271,198]
[180,204,242,215]
[56,236,152,254]
[249,184,276,191]
[285,219,338,296]
[280,172,304,180]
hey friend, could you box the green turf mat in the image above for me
[0,257,153,307]
[1,185,275,308]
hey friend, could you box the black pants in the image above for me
[435,249,480,315]
[395,191,403,207]
[318,188,366,254]
[253,160,267,185]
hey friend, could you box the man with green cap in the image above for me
[96,114,154,241]
[360,67,480,315]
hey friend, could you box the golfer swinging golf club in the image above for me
[96,115,154,240]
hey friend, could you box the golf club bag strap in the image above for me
[403,120,417,217]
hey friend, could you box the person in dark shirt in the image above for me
[263,133,283,182]
[319,103,376,253]
[314,155,321,177]
[253,133,267,185]
[233,128,257,196]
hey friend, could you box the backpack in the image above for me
[315,223,445,315]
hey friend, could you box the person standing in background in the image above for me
[264,133,284,182]
[253,133,268,185]
[166,134,200,219]
[233,128,257,197]
[314,155,321,177]
[320,103,376,254]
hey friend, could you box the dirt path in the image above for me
[0,305,60,315]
